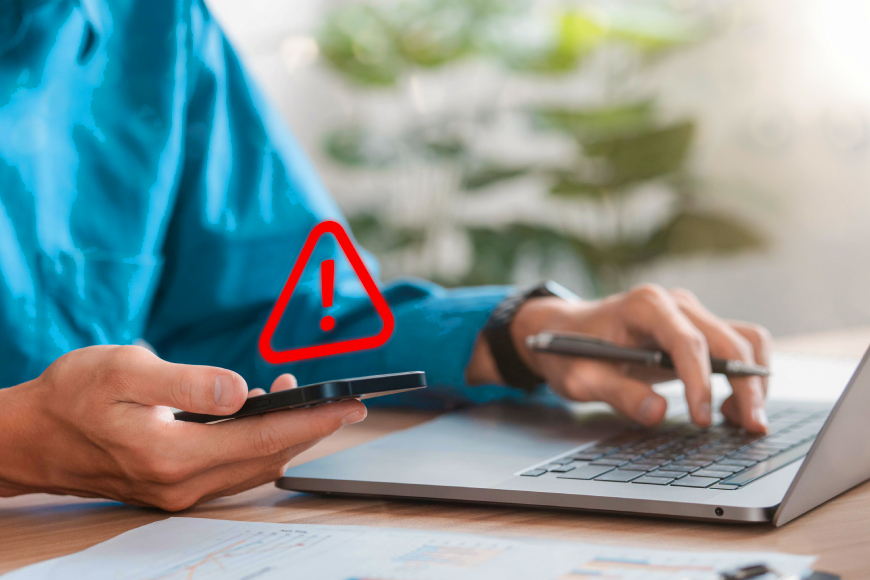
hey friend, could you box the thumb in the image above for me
[115,348,248,415]
[596,374,667,427]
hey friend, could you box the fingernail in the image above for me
[699,402,712,425]
[753,407,769,429]
[638,395,661,424]
[214,375,236,407]
[341,409,367,427]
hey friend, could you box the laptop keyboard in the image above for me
[520,409,828,490]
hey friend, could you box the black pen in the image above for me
[525,332,770,378]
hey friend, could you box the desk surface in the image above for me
[3,329,870,578]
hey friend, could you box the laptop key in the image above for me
[693,453,725,462]
[670,476,719,488]
[633,476,675,485]
[710,484,740,490]
[765,435,806,445]
[681,458,715,467]
[692,469,732,480]
[570,453,603,461]
[751,442,791,451]
[649,470,688,479]
[605,453,637,460]
[521,469,547,477]
[717,458,757,467]
[621,463,657,472]
[594,470,643,482]
[591,458,629,467]
[645,452,674,460]
[549,464,576,473]
[557,465,615,480]
[666,463,702,473]
[729,452,771,461]
[708,463,743,473]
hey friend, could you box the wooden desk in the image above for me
[3,329,870,578]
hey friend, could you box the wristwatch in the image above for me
[483,281,578,391]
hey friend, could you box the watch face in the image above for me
[538,281,579,302]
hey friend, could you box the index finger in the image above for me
[619,285,713,427]
[161,399,366,475]
[674,298,768,433]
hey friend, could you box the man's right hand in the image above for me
[0,345,366,511]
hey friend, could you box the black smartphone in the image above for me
[173,371,427,424]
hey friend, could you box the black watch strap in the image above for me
[483,281,575,391]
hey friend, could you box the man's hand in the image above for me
[0,345,366,510]
[467,284,771,433]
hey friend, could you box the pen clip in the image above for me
[526,333,553,349]
[720,563,799,580]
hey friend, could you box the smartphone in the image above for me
[173,371,427,424]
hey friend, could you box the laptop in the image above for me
[277,349,870,525]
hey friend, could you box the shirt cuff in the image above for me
[368,280,533,409]
[387,281,509,383]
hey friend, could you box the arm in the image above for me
[145,1,771,428]
[465,287,772,433]
[143,2,519,407]
[0,345,364,507]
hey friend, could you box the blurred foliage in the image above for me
[501,9,607,73]
[316,0,764,293]
[347,213,427,254]
[324,127,399,167]
[463,213,762,290]
[461,162,533,190]
[549,118,695,193]
[319,1,702,84]
[319,0,520,85]
[531,101,656,141]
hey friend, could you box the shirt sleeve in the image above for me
[143,1,524,408]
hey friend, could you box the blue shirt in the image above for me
[0,0,519,407]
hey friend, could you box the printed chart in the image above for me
[2,518,814,580]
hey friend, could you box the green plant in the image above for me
[317,0,764,294]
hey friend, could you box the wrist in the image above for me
[511,296,585,377]
[474,282,582,390]
[465,332,503,385]
[0,380,49,496]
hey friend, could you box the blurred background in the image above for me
[207,0,870,337]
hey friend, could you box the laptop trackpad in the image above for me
[283,403,641,488]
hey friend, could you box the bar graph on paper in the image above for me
[5,518,814,580]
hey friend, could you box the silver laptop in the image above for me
[278,348,870,525]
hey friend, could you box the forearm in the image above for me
[257,282,519,407]
[153,280,520,407]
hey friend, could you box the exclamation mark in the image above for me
[320,259,335,332]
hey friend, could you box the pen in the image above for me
[525,332,770,378]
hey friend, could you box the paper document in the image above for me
[3,517,814,580]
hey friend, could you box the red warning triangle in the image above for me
[258,220,395,364]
